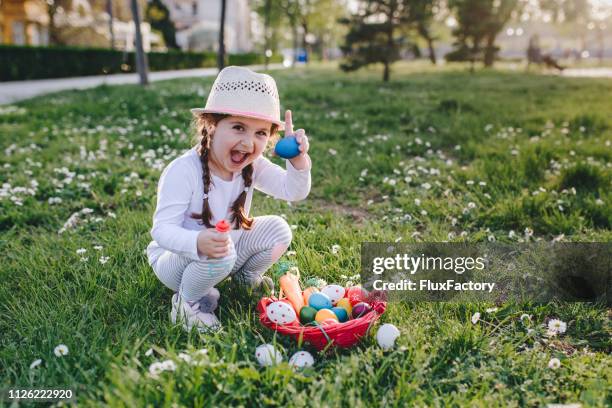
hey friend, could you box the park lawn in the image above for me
[0,62,610,407]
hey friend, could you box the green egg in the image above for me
[299,306,317,325]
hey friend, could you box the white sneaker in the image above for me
[170,293,222,333]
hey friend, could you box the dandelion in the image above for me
[29,359,42,369]
[471,312,481,324]
[99,256,109,265]
[547,357,561,370]
[76,248,87,255]
[331,244,341,255]
[54,344,69,357]
[548,319,567,334]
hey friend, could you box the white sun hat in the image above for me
[191,66,285,130]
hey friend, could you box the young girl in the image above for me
[146,66,311,333]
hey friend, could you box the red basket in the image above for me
[257,290,387,351]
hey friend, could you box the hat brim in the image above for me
[190,108,285,131]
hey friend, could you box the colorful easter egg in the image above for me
[299,306,317,325]
[321,284,346,305]
[303,287,319,304]
[376,324,400,350]
[331,306,349,322]
[315,308,338,323]
[255,344,283,367]
[308,292,332,310]
[265,301,297,325]
[347,286,369,306]
[336,298,353,316]
[288,351,315,369]
[351,302,372,319]
[274,136,300,159]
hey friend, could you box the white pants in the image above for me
[150,215,292,301]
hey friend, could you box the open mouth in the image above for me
[230,150,250,165]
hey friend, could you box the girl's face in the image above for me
[208,115,272,176]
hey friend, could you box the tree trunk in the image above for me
[217,0,227,70]
[48,3,58,45]
[130,0,149,85]
[426,36,436,65]
[264,0,271,69]
[291,24,298,68]
[107,0,115,50]
[483,34,496,67]
[383,61,390,82]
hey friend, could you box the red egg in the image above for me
[351,302,372,319]
[347,286,369,306]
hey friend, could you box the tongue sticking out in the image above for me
[231,150,248,165]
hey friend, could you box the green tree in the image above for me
[339,0,411,82]
[406,0,438,64]
[145,0,178,49]
[446,0,520,68]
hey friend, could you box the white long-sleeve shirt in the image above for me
[146,145,311,266]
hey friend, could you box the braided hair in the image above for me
[190,113,279,230]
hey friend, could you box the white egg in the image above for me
[376,323,400,350]
[288,350,315,369]
[255,344,283,367]
[321,284,346,305]
[265,301,297,325]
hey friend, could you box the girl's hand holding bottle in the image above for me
[197,223,231,258]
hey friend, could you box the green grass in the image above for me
[0,62,610,407]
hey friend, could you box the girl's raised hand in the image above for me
[284,110,309,157]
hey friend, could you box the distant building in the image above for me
[0,0,161,50]
[0,0,49,45]
[162,0,253,52]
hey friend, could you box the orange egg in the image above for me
[303,287,319,304]
[315,308,338,323]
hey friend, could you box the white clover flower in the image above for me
[195,348,208,356]
[286,250,296,257]
[149,362,164,377]
[161,360,176,371]
[290,224,298,230]
[421,182,431,190]
[80,257,88,262]
[486,307,498,313]
[548,319,567,334]
[414,198,421,206]
[520,314,531,323]
[99,256,110,265]
[508,230,516,239]
[54,344,69,357]
[93,245,103,251]
[487,235,496,242]
[29,359,42,369]
[466,180,475,185]
[145,348,154,357]
[471,312,481,324]
[331,244,341,255]
[328,148,337,156]
[76,248,87,255]
[467,202,476,209]
[547,357,561,370]
[288,266,299,275]
[178,353,192,364]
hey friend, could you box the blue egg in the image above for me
[274,136,300,159]
[308,292,332,310]
[331,306,349,322]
